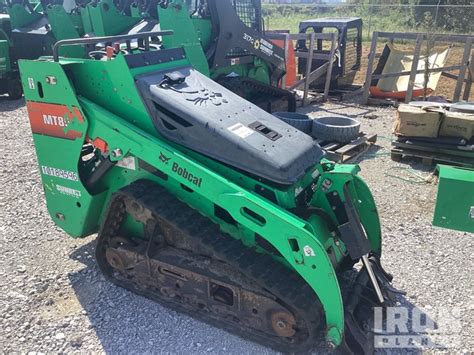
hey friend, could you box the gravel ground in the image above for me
[0,97,472,354]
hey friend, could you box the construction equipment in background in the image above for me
[0,13,23,98]
[21,31,401,353]
[297,17,363,92]
[159,0,296,112]
[76,0,297,111]
[0,0,91,98]
[433,165,474,233]
[0,0,296,111]
[0,0,367,110]
[4,0,80,59]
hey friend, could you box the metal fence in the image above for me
[262,3,474,38]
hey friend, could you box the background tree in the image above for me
[416,0,474,32]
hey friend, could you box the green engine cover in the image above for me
[433,165,474,233]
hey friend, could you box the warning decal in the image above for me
[227,123,254,139]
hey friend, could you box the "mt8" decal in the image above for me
[26,102,84,140]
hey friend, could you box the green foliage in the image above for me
[263,3,472,36]
[416,0,474,33]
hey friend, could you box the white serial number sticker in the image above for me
[42,166,78,181]
[116,156,136,170]
[228,123,254,139]
[56,184,81,198]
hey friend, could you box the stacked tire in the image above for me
[273,111,360,144]
[272,112,313,135]
[312,116,360,143]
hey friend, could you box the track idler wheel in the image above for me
[270,310,297,337]
[105,248,127,271]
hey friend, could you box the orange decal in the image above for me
[271,39,297,89]
[26,101,84,140]
[369,86,433,100]
[92,137,109,153]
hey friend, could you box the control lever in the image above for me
[341,184,385,304]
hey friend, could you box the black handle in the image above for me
[85,156,116,191]
[53,30,174,62]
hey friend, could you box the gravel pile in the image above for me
[0,97,472,353]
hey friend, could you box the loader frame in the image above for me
[20,32,384,348]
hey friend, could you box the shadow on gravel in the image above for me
[0,97,25,112]
[393,157,438,174]
[67,240,135,353]
[373,298,442,355]
[67,240,268,353]
[339,268,446,355]
[351,144,386,164]
[67,239,447,353]
[68,240,104,307]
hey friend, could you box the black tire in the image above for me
[7,78,23,100]
[312,115,360,143]
[273,112,312,134]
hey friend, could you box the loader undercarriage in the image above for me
[96,181,325,352]
[95,180,400,353]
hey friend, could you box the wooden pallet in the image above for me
[391,138,474,168]
[315,133,377,163]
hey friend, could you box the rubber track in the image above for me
[97,180,327,352]
[218,76,297,113]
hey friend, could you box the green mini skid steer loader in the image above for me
[20,31,401,353]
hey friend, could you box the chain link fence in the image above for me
[262,3,474,39]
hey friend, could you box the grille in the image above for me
[344,27,361,72]
[227,0,261,58]
[233,0,260,31]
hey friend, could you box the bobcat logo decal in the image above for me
[159,152,171,165]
